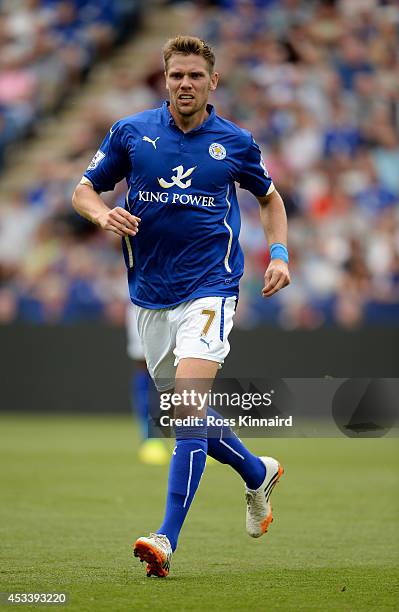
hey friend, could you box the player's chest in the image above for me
[126,132,241,191]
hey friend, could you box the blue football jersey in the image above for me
[83,101,274,309]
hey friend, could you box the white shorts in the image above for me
[133,296,237,391]
[126,303,146,360]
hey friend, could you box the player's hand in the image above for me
[262,259,290,298]
[98,206,140,237]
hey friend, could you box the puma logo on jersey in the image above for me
[143,136,160,149]
[158,165,196,189]
[200,338,212,350]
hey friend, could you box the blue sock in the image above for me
[130,369,151,440]
[206,407,266,489]
[157,425,207,552]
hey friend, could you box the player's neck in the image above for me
[169,104,209,133]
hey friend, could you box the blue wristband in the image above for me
[270,243,289,263]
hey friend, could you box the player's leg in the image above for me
[141,298,230,558]
[206,408,283,537]
[132,303,199,576]
[130,359,150,439]
[127,303,151,438]
[154,358,217,553]
[126,304,167,465]
[171,296,265,485]
[132,360,168,465]
[206,407,266,488]
[172,296,283,537]
[134,356,217,577]
[135,299,229,576]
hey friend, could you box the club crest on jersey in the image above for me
[209,143,226,160]
[158,165,196,189]
[87,150,105,170]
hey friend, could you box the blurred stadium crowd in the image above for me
[0,0,398,328]
[0,0,138,170]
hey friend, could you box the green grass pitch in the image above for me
[0,415,398,611]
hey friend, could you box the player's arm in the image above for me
[72,181,139,238]
[237,134,290,297]
[72,121,140,238]
[257,189,290,298]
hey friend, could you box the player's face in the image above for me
[165,54,218,119]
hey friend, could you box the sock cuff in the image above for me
[175,421,207,440]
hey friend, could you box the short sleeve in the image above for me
[82,121,130,192]
[238,136,274,197]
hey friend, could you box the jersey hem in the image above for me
[130,288,239,310]
[174,353,224,365]
[82,173,103,193]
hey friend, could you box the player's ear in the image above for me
[209,71,219,91]
[163,70,169,91]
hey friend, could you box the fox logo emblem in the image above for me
[143,136,160,149]
[158,165,196,189]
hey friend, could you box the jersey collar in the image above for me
[161,100,216,132]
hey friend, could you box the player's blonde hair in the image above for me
[163,35,215,74]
